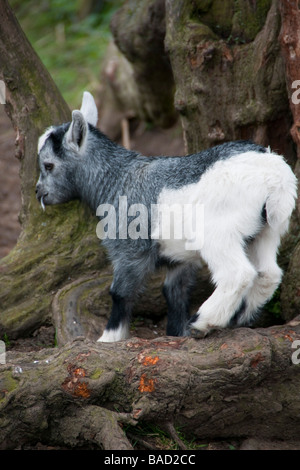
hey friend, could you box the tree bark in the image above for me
[0,0,71,221]
[1,318,300,449]
[277,0,300,320]
[110,0,177,128]
[0,0,88,338]
[165,0,295,161]
[279,0,300,157]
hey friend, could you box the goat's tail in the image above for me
[265,154,298,235]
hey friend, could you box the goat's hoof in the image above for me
[189,328,207,339]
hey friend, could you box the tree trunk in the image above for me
[279,0,300,159]
[110,0,177,128]
[165,0,295,161]
[1,318,300,450]
[278,0,300,320]
[0,0,103,339]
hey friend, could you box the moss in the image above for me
[206,346,218,354]
[90,369,104,380]
[0,296,52,337]
[232,0,272,43]
[189,0,271,43]
[190,0,235,38]
[192,0,213,14]
[0,372,18,404]
[0,197,106,338]
[78,282,112,318]
[242,344,263,354]
[185,22,218,42]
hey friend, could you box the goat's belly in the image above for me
[158,238,202,263]
[151,196,205,262]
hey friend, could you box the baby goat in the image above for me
[36,92,297,342]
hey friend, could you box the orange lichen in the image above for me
[72,382,91,398]
[143,356,159,366]
[73,367,86,378]
[62,365,90,398]
[284,333,295,342]
[138,373,156,393]
[250,352,264,368]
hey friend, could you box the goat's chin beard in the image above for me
[39,194,74,210]
[39,194,56,210]
[40,195,46,211]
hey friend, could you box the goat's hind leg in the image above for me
[163,263,198,336]
[189,238,257,334]
[235,226,282,327]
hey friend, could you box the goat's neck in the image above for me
[75,149,133,214]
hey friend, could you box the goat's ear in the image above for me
[80,91,98,126]
[65,110,88,153]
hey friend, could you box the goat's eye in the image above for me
[44,163,54,172]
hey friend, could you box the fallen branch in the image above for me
[1,318,300,449]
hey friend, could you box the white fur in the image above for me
[65,110,87,154]
[237,225,283,326]
[38,93,98,155]
[38,127,54,153]
[97,323,130,342]
[154,150,297,333]
[65,93,98,154]
[80,91,98,126]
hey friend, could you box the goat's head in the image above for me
[35,92,98,209]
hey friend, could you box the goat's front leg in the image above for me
[97,255,152,342]
[97,290,133,342]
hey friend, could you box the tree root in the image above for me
[164,422,188,450]
[57,406,134,450]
